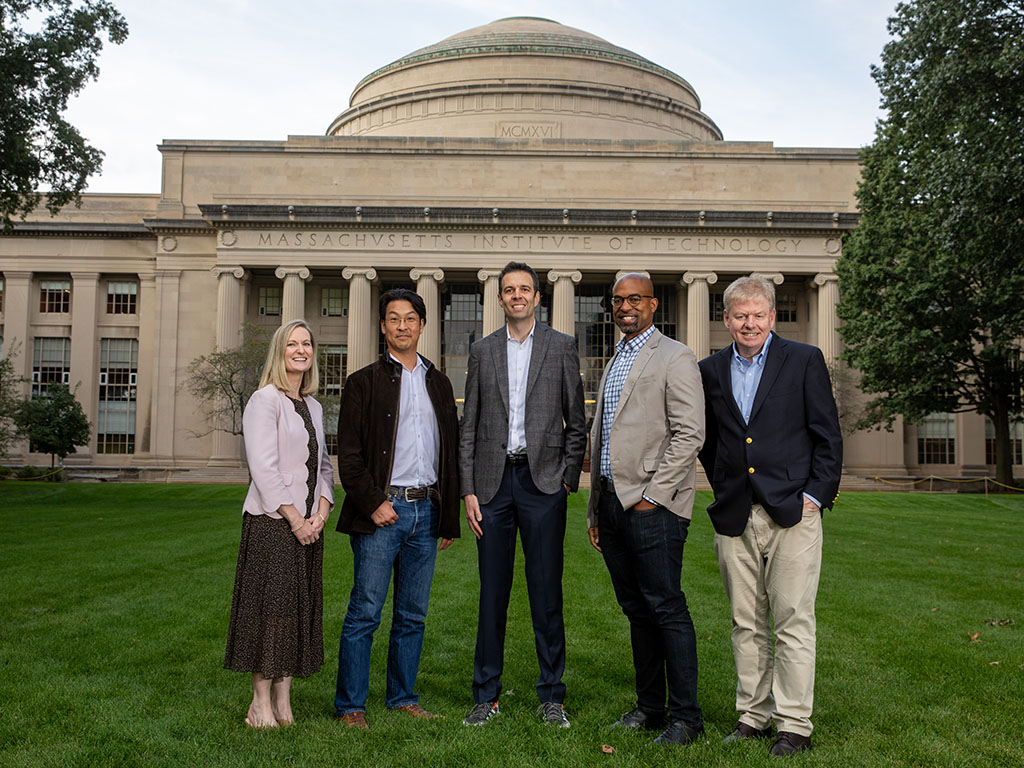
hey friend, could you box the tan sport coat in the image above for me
[587,328,704,528]
[242,384,335,519]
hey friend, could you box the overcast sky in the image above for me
[64,0,899,193]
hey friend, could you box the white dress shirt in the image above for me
[506,322,535,454]
[389,353,439,487]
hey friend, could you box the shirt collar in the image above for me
[388,352,426,373]
[616,323,656,354]
[506,321,537,343]
[731,331,774,367]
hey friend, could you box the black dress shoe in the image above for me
[771,731,812,756]
[722,721,774,744]
[653,719,705,746]
[610,707,665,730]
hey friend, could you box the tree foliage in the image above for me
[15,382,91,467]
[0,0,128,230]
[185,325,270,438]
[837,0,1024,484]
[0,341,25,457]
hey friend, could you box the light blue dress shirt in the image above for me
[389,353,439,487]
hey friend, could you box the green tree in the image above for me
[0,341,25,456]
[185,325,270,438]
[0,0,128,230]
[837,0,1024,486]
[15,383,91,467]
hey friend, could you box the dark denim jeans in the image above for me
[598,491,702,727]
[334,496,438,714]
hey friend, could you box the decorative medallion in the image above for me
[220,230,238,247]
[161,236,178,252]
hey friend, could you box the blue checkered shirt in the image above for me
[600,324,657,479]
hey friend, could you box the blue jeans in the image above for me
[334,496,438,714]
[598,491,702,727]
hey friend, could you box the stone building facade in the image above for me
[0,17,1013,480]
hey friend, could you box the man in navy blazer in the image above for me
[698,276,842,757]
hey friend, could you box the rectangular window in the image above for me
[776,292,798,323]
[319,344,346,455]
[97,338,138,454]
[107,281,138,314]
[39,280,71,313]
[575,285,615,430]
[918,412,956,464]
[653,284,677,340]
[710,290,725,322]
[321,287,348,317]
[32,337,71,396]
[985,418,1023,465]
[441,284,483,416]
[258,286,282,317]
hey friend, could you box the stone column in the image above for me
[150,270,181,463]
[1,271,32,395]
[208,266,247,467]
[478,269,503,337]
[682,271,718,361]
[68,272,100,460]
[805,278,819,347]
[343,267,378,375]
[133,273,157,458]
[547,270,582,336]
[814,272,841,365]
[275,266,311,323]
[410,268,444,365]
[675,282,688,344]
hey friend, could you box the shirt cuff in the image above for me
[802,492,822,508]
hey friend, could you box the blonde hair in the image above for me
[723,275,776,314]
[259,320,319,396]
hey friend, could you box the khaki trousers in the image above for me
[713,503,822,736]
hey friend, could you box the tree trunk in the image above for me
[991,398,1015,489]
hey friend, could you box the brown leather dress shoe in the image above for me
[337,711,369,729]
[771,731,812,756]
[722,721,773,744]
[393,703,441,719]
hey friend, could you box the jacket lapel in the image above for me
[715,347,746,426]
[748,333,787,423]
[615,329,660,411]
[491,332,510,417]
[525,323,550,400]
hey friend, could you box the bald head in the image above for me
[611,273,658,340]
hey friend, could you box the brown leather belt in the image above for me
[387,485,438,502]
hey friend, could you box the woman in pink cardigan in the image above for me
[224,319,335,728]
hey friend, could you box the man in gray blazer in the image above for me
[460,261,587,728]
[587,272,706,747]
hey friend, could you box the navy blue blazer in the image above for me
[698,333,843,537]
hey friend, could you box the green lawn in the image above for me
[0,484,1021,767]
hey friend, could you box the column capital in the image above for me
[210,265,246,280]
[546,270,582,285]
[410,267,444,282]
[70,271,101,282]
[343,266,378,282]
[751,271,784,285]
[477,268,502,283]
[2,270,32,281]
[275,266,311,281]
[682,271,718,286]
[813,272,839,286]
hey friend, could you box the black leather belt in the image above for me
[506,452,529,465]
[599,476,615,492]
[387,485,437,502]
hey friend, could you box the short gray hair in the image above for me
[723,275,775,314]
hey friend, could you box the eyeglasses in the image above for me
[610,294,654,308]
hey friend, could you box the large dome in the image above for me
[327,17,722,142]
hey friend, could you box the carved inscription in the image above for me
[496,121,561,139]
[240,230,816,255]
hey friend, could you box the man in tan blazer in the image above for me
[587,272,706,747]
